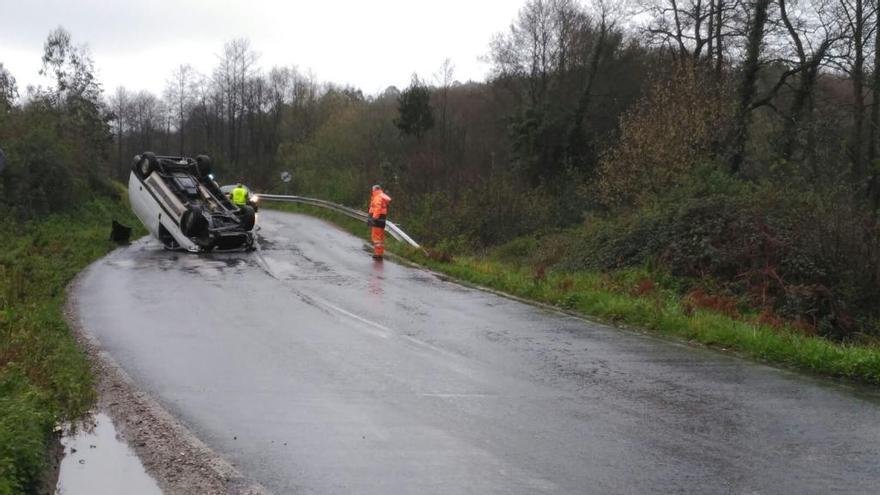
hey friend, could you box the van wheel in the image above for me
[195,155,212,177]
[239,205,256,231]
[139,152,158,177]
[181,206,209,238]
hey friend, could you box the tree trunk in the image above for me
[782,65,819,162]
[178,104,185,156]
[707,0,714,66]
[565,16,609,170]
[852,0,866,182]
[729,0,770,175]
[869,5,880,207]
[116,117,123,180]
[778,0,827,163]
[714,0,724,78]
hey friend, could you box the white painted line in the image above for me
[309,294,392,339]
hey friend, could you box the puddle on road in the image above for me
[55,413,162,495]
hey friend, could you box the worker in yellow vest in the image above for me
[231,183,249,207]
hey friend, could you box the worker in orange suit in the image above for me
[367,184,392,259]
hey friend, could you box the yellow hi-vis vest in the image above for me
[232,186,248,205]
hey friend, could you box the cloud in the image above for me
[1,0,523,95]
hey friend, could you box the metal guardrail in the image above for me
[258,193,421,248]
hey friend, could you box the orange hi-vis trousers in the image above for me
[371,226,385,257]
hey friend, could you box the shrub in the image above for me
[0,371,55,494]
[542,177,880,341]
[598,65,733,206]
[399,174,559,249]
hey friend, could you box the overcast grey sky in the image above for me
[0,0,525,96]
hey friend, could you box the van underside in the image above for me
[128,152,255,252]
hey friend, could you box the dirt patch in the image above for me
[36,432,63,495]
[65,267,271,495]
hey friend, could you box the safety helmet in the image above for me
[372,184,382,191]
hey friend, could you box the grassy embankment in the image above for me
[269,202,880,385]
[0,197,142,494]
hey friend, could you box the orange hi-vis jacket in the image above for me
[369,189,392,221]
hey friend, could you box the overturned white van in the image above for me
[128,152,255,252]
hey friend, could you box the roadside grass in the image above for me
[267,203,880,385]
[0,196,143,494]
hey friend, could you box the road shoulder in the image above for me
[65,261,271,495]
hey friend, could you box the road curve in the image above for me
[75,210,880,494]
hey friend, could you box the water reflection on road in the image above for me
[56,413,161,495]
[368,260,385,297]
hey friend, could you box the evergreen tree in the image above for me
[394,75,434,139]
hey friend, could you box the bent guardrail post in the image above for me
[258,193,421,249]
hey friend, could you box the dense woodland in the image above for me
[4,0,880,340]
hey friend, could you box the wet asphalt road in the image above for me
[75,210,880,494]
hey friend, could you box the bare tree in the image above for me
[490,0,588,105]
[643,0,742,74]
[215,39,259,175]
[130,90,164,151]
[165,64,196,155]
[644,0,712,60]
[108,86,131,178]
[774,0,843,163]
[714,0,725,75]
[433,58,456,146]
[0,63,17,112]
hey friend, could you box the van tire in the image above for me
[239,205,256,231]
[195,155,213,178]
[181,206,209,238]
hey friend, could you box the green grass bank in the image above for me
[268,202,880,385]
[0,197,142,494]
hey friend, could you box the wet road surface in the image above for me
[75,210,880,494]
